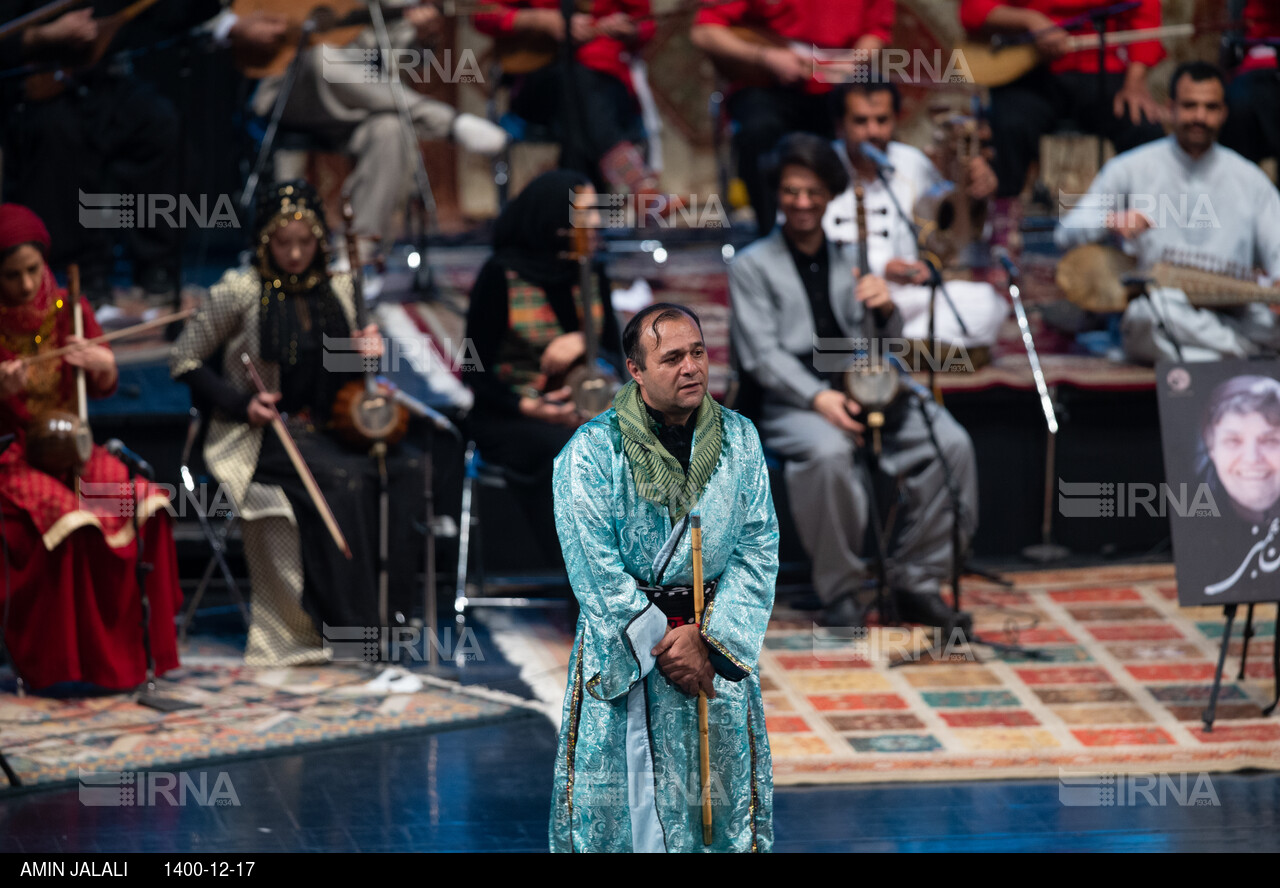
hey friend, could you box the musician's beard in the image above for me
[1175,122,1219,156]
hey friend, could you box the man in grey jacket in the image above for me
[729,133,977,631]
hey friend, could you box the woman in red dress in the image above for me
[0,204,182,691]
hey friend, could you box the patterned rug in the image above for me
[765,565,1280,784]
[482,565,1280,785]
[0,654,531,793]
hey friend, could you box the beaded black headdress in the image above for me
[254,180,330,294]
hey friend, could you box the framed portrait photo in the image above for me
[1157,359,1280,608]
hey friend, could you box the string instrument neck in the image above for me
[852,184,871,278]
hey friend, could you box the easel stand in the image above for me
[1202,601,1280,731]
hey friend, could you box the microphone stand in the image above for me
[366,0,440,300]
[1001,257,1070,564]
[868,158,973,367]
[384,385,463,673]
[901,388,1046,663]
[123,460,198,712]
[242,19,319,221]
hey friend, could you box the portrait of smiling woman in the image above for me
[1201,375,1280,524]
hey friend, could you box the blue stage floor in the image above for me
[2,716,1278,853]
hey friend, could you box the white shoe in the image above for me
[363,666,424,694]
[452,112,508,156]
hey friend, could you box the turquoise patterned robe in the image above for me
[550,405,779,853]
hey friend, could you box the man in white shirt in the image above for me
[823,81,1009,351]
[1056,62,1280,363]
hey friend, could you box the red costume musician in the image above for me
[958,0,1167,197]
[690,0,895,235]
[0,204,181,691]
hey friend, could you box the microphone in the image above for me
[858,142,895,174]
[992,246,1020,280]
[106,439,155,480]
[0,433,13,455]
[377,379,461,439]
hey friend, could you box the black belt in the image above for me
[637,578,718,623]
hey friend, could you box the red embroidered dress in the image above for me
[0,266,182,690]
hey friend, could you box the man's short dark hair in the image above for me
[763,132,850,200]
[1170,61,1226,101]
[623,302,703,369]
[830,80,902,122]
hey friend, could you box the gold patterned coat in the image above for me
[169,267,357,521]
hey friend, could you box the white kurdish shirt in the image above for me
[823,140,1009,346]
[1055,136,1280,278]
[825,140,937,273]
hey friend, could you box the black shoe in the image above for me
[819,596,871,629]
[895,588,968,630]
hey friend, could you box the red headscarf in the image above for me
[0,204,59,335]
[0,203,52,255]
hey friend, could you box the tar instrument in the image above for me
[914,106,991,270]
[329,200,409,449]
[959,23,1194,88]
[1056,245,1280,314]
[843,183,901,455]
[26,265,92,479]
[548,189,620,419]
[22,0,168,102]
[231,0,484,79]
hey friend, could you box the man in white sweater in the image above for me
[823,81,1009,351]
[1056,61,1280,363]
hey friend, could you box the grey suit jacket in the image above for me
[729,229,903,411]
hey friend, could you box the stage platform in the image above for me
[92,235,1171,597]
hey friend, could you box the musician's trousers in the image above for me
[1122,287,1280,364]
[759,396,978,606]
[253,38,459,250]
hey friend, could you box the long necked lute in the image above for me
[329,202,409,449]
[549,191,620,419]
[959,24,1195,88]
[27,264,93,480]
[843,184,900,455]
[1056,244,1280,315]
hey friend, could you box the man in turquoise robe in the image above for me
[550,303,779,853]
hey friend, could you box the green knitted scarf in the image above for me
[614,380,722,522]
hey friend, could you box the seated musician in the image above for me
[473,0,665,205]
[1220,0,1280,167]
[1056,62,1280,364]
[824,81,1010,351]
[0,2,281,303]
[958,0,1166,201]
[170,181,425,667]
[464,170,624,562]
[0,204,182,690]
[690,0,894,236]
[232,2,508,253]
[729,135,977,632]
